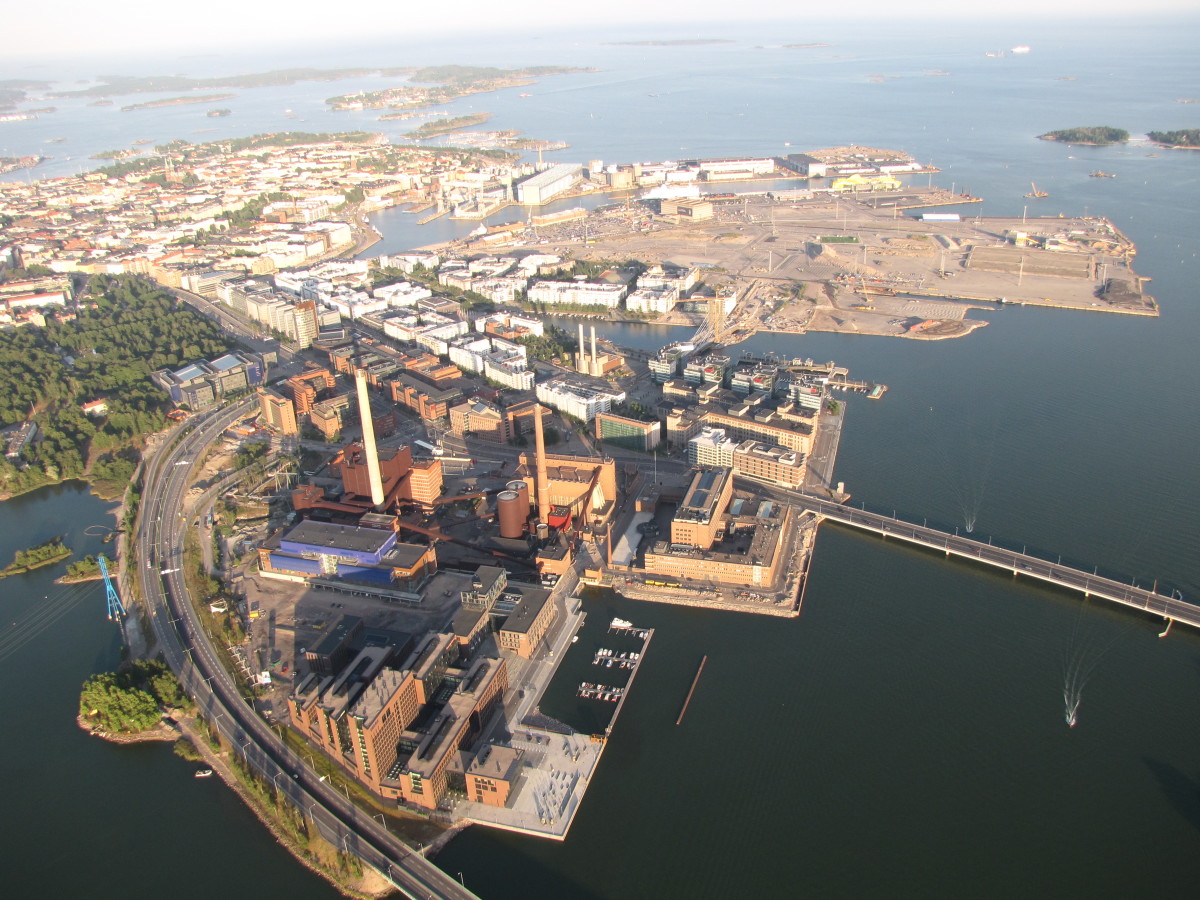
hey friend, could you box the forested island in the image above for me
[0,274,230,500]
[79,659,189,736]
[0,538,71,578]
[0,79,52,109]
[405,113,491,138]
[1147,129,1200,147]
[47,68,379,99]
[121,93,236,112]
[1038,126,1129,145]
[58,554,103,583]
[326,65,589,111]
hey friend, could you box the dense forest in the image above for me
[0,275,230,496]
[1037,126,1130,145]
[79,659,189,734]
[1147,129,1200,147]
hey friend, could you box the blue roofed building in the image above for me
[258,518,438,593]
[152,351,268,408]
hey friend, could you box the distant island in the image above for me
[1147,129,1200,148]
[0,78,52,110]
[405,113,491,139]
[605,39,734,46]
[1038,126,1129,145]
[207,108,232,117]
[121,93,235,112]
[47,68,380,99]
[327,65,590,112]
[90,148,142,160]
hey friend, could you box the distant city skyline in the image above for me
[8,1,1197,65]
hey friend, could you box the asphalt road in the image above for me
[135,400,479,900]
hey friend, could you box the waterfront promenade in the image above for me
[791,494,1197,629]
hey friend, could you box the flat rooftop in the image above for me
[285,520,394,554]
[500,586,553,636]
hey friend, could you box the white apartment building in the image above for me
[372,281,433,307]
[535,377,626,423]
[626,286,679,315]
[527,280,626,309]
[474,312,544,337]
[688,427,736,467]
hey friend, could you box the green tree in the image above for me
[79,672,161,733]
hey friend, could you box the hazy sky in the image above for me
[9,0,1195,63]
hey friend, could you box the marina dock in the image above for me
[575,618,655,736]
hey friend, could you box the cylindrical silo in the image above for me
[506,479,531,522]
[497,491,526,539]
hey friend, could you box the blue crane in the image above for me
[98,554,125,621]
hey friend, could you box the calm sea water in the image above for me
[2,17,1199,899]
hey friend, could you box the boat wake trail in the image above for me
[1061,598,1127,729]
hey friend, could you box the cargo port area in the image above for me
[478,186,1154,343]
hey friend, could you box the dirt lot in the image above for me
[458,189,1156,341]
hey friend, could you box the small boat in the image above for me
[611,618,633,629]
[194,768,214,778]
[571,635,579,644]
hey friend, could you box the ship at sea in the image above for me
[1011,45,1032,54]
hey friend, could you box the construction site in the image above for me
[477,185,1155,343]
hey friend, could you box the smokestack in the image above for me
[590,325,599,372]
[533,404,551,524]
[354,368,385,510]
[578,322,586,374]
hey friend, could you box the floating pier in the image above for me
[676,655,708,726]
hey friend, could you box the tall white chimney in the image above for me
[578,322,586,374]
[590,325,599,372]
[533,404,551,524]
[354,367,385,509]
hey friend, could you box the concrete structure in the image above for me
[688,427,735,468]
[497,491,527,539]
[732,440,806,489]
[517,450,618,534]
[258,388,299,435]
[449,399,515,444]
[670,467,735,550]
[527,280,626,309]
[594,412,661,452]
[535,376,626,423]
[498,589,556,659]
[700,407,812,455]
[354,368,386,508]
[515,163,584,205]
[153,352,266,409]
[533,405,551,524]
[388,373,461,421]
[397,657,509,810]
[289,646,424,794]
[283,367,336,415]
[644,500,792,588]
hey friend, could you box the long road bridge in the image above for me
[789,493,1198,630]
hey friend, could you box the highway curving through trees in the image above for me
[135,400,478,900]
